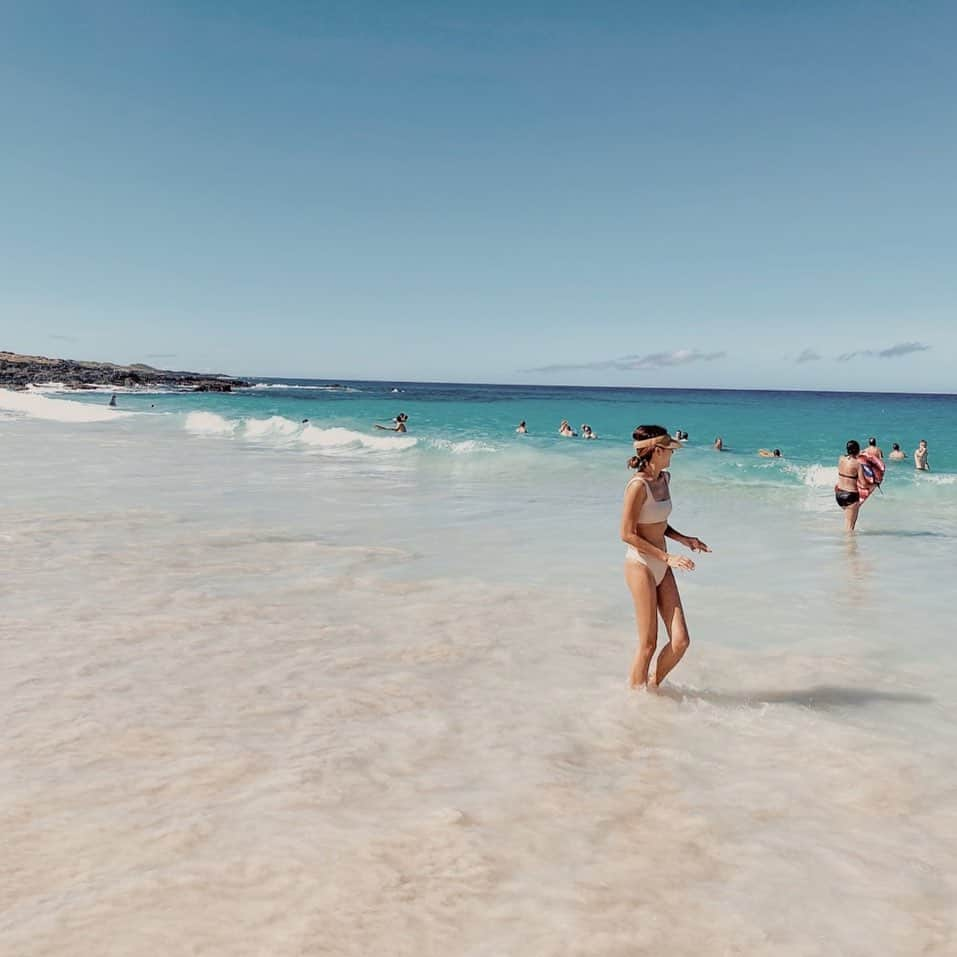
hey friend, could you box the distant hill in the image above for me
[0,351,251,391]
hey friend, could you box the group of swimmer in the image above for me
[835,436,930,531]
[714,436,782,456]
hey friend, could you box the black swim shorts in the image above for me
[835,489,860,508]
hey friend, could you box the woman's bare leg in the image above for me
[650,570,690,687]
[844,501,861,532]
[625,562,659,688]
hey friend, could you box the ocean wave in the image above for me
[0,388,136,422]
[785,463,838,488]
[299,425,417,451]
[249,383,360,392]
[427,438,498,455]
[184,411,237,435]
[243,416,301,438]
[918,473,956,486]
[29,382,196,396]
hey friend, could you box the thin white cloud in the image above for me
[795,348,822,363]
[837,341,930,362]
[49,334,78,342]
[527,349,726,374]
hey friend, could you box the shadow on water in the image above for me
[858,529,948,539]
[661,684,933,710]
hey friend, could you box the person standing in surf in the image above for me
[915,439,930,471]
[835,440,863,531]
[621,425,711,689]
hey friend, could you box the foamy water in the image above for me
[2,389,956,956]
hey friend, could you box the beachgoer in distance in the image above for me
[758,448,782,457]
[559,420,577,437]
[516,420,527,434]
[914,439,929,471]
[375,413,408,433]
[621,425,711,690]
[889,443,906,461]
[866,436,884,460]
[836,439,863,531]
[713,436,724,451]
[108,394,117,407]
[581,424,597,439]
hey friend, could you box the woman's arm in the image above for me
[665,525,711,553]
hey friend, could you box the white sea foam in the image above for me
[250,382,360,392]
[184,411,237,435]
[428,438,498,454]
[919,473,956,485]
[788,462,838,487]
[243,415,301,438]
[29,382,192,396]
[299,424,417,451]
[0,388,135,422]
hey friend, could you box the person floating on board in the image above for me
[375,412,408,433]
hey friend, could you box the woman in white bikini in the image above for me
[621,425,711,689]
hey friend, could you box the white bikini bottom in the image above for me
[625,546,668,586]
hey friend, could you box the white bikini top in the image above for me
[627,472,673,524]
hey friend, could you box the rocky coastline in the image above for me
[0,351,251,392]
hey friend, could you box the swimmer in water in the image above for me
[914,439,929,471]
[375,413,408,433]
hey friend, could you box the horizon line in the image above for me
[248,374,957,399]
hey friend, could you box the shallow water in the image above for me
[2,386,956,955]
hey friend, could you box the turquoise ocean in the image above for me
[2,380,956,956]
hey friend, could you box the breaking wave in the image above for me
[0,388,136,423]
[185,411,237,435]
[299,425,417,451]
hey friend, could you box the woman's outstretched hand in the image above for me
[667,553,696,571]
[684,537,711,553]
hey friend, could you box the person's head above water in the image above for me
[868,437,878,447]
[892,442,901,451]
[773,449,781,457]
[846,439,861,456]
[628,424,682,471]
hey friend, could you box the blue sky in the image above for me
[1,1,955,390]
